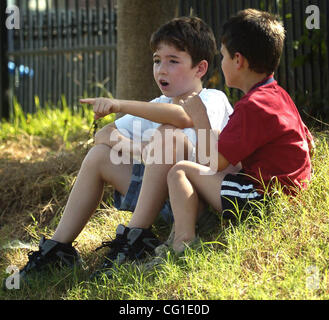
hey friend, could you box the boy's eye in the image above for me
[170,60,179,64]
[153,59,160,64]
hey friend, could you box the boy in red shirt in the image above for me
[163,9,314,254]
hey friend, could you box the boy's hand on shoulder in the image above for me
[80,97,121,120]
[179,92,204,121]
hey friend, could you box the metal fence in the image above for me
[6,0,116,115]
[3,0,329,118]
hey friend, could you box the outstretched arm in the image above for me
[80,97,193,129]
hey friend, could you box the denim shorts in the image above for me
[113,163,174,224]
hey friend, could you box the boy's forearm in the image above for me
[187,100,213,164]
[118,100,193,128]
[187,98,229,172]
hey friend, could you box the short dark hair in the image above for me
[221,9,285,75]
[150,16,217,77]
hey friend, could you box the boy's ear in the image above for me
[195,60,208,79]
[234,52,247,70]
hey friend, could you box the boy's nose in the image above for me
[157,63,168,74]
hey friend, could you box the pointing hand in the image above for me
[80,98,121,120]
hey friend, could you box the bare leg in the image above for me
[167,161,239,252]
[128,125,193,229]
[52,144,132,243]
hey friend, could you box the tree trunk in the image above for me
[116,0,178,107]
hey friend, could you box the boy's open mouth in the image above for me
[159,80,169,87]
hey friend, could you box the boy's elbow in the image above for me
[217,162,229,172]
[216,153,230,172]
[174,115,193,129]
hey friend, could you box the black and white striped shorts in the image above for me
[220,171,263,219]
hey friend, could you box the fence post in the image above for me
[0,0,10,120]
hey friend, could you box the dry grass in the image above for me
[0,136,86,241]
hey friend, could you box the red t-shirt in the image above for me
[218,76,313,194]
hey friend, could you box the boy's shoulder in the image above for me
[200,88,228,99]
[199,88,232,110]
[152,89,229,100]
[150,95,172,103]
[232,80,302,132]
[237,80,292,112]
[152,89,232,110]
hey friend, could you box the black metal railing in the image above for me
[6,0,116,115]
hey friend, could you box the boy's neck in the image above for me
[240,71,270,94]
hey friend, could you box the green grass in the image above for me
[0,96,113,149]
[0,104,329,300]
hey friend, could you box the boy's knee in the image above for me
[167,160,189,183]
[94,127,109,145]
[82,144,111,169]
[94,122,118,145]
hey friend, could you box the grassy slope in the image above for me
[0,106,328,300]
